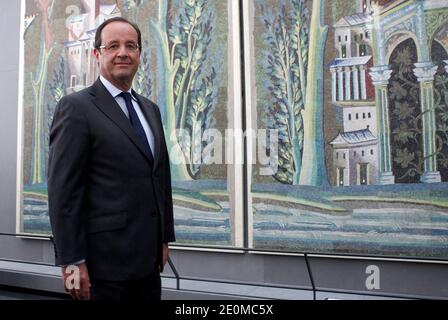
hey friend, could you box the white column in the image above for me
[331,67,337,102]
[352,65,360,100]
[369,65,394,184]
[414,61,441,183]
[360,65,367,100]
[338,67,344,101]
[345,66,351,100]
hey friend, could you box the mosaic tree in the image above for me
[123,0,149,22]
[259,0,328,186]
[29,0,55,185]
[298,0,329,186]
[45,55,66,161]
[150,0,219,180]
[259,0,309,185]
[133,39,153,98]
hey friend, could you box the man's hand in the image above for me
[160,243,169,272]
[61,262,91,300]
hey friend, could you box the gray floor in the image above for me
[0,286,404,300]
[0,289,65,300]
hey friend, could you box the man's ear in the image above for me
[93,48,100,61]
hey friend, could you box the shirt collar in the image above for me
[99,76,137,101]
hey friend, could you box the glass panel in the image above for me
[249,0,448,259]
[19,0,233,247]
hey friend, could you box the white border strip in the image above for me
[248,250,306,257]
[308,254,448,265]
[228,0,244,247]
[242,0,255,249]
[169,246,448,264]
[170,245,244,254]
[15,0,26,236]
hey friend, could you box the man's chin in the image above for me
[113,73,134,83]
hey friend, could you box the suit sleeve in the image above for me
[155,105,176,243]
[163,140,176,243]
[47,96,89,265]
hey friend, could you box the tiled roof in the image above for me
[330,128,376,145]
[334,13,371,27]
[329,56,372,68]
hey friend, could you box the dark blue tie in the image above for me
[119,92,154,163]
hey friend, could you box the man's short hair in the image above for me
[95,17,142,50]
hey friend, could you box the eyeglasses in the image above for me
[98,42,140,53]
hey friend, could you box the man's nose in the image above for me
[116,45,129,57]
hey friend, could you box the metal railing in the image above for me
[1,232,444,300]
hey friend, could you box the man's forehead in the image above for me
[102,21,138,38]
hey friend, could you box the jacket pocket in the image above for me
[87,212,127,234]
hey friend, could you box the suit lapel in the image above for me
[89,79,154,165]
[133,90,162,172]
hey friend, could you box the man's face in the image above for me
[94,21,140,89]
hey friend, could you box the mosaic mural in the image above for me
[18,0,448,260]
[19,0,231,245]
[251,0,448,259]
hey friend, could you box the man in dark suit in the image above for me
[48,17,175,300]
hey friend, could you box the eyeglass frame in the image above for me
[97,42,140,53]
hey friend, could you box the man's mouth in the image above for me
[114,61,131,66]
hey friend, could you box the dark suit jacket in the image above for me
[48,79,175,281]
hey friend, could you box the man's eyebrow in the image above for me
[104,40,137,44]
